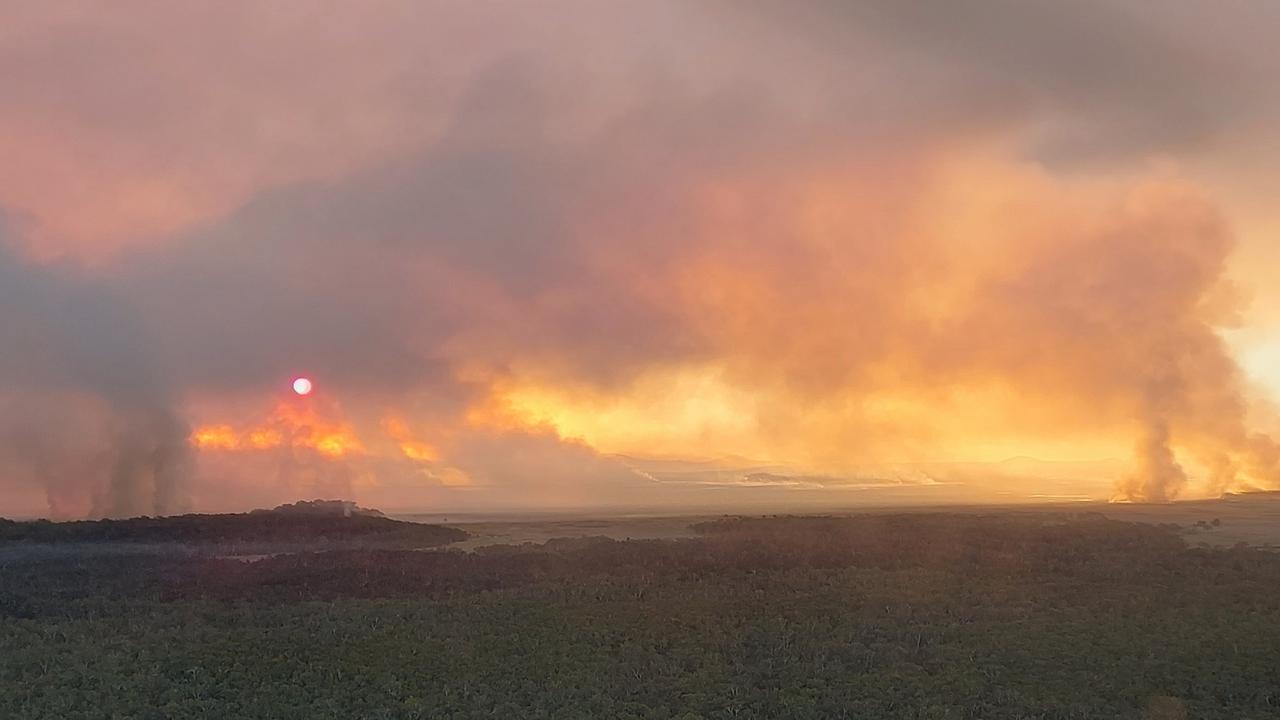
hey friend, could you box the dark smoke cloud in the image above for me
[726,0,1279,166]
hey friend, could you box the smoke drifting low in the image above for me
[3,2,1280,516]
[0,234,190,517]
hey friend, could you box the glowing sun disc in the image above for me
[292,377,313,396]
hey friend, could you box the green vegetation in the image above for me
[3,513,1280,719]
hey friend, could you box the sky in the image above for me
[4,1,1280,518]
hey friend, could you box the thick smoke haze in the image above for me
[0,226,190,517]
[3,1,1280,517]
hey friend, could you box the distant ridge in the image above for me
[0,500,465,547]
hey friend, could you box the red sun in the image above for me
[292,377,313,396]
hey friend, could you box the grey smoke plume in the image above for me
[1123,419,1188,504]
[0,226,190,518]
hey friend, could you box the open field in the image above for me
[394,491,1280,552]
[397,513,710,550]
[1096,495,1280,548]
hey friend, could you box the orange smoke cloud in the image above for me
[151,142,1280,507]
[436,146,1279,503]
[11,1,1280,520]
[381,417,439,462]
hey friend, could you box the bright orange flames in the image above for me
[191,399,365,458]
[190,402,451,466]
[191,424,240,451]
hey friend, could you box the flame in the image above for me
[247,428,283,449]
[190,399,365,458]
[191,424,240,451]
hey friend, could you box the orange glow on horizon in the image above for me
[191,398,364,458]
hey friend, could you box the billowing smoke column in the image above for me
[0,234,191,518]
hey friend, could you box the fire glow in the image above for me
[191,399,364,458]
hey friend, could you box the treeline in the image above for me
[0,507,466,547]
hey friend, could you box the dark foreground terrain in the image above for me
[3,513,1280,719]
[0,501,467,559]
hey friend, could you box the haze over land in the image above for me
[6,2,1280,518]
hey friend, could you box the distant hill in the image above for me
[0,501,465,548]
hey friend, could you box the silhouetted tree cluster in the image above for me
[0,505,464,547]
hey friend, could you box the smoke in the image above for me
[139,120,1275,505]
[4,2,1280,515]
[101,405,191,518]
[1121,420,1187,504]
[0,229,191,518]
